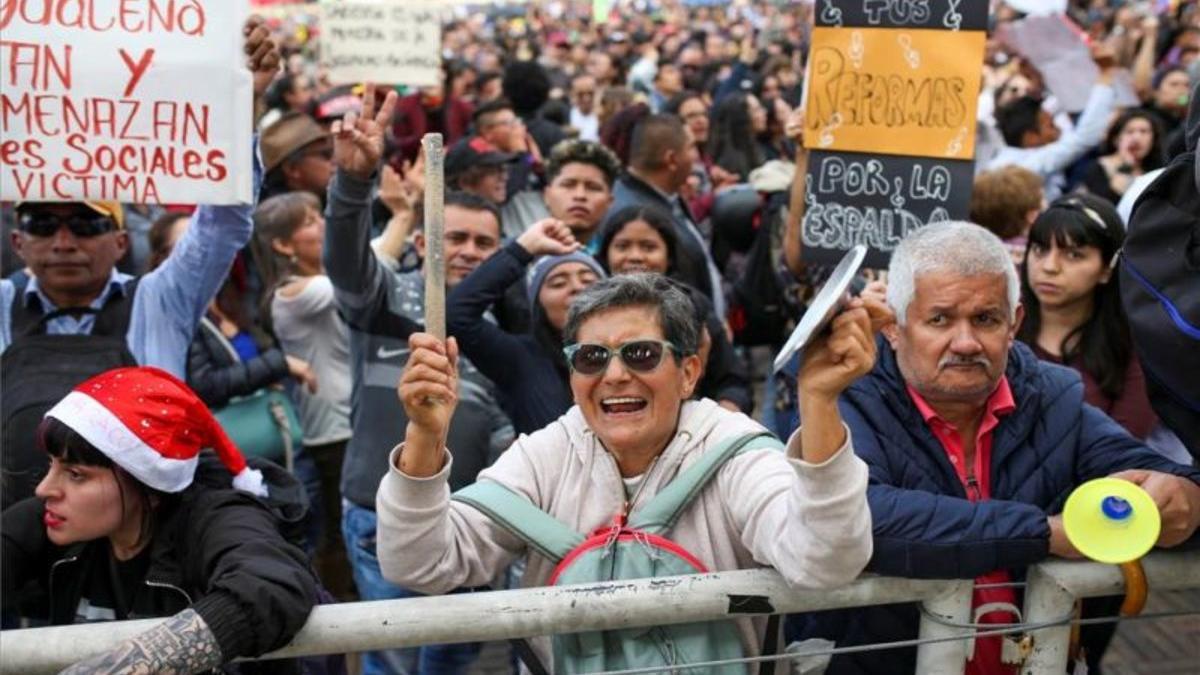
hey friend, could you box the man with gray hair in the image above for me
[788,221,1200,675]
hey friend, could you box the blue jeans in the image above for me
[292,445,323,557]
[341,501,483,675]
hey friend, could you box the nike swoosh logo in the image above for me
[376,346,409,360]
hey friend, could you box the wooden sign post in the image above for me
[422,133,446,340]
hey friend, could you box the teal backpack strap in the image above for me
[632,431,783,534]
[452,481,584,562]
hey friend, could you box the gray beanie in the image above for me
[526,252,607,308]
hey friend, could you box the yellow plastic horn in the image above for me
[1062,477,1160,564]
[1062,477,1160,618]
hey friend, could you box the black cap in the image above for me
[446,137,518,177]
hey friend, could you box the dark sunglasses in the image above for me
[18,211,117,238]
[562,340,680,376]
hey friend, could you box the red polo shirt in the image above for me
[906,377,1018,675]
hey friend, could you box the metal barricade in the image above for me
[2,550,1197,674]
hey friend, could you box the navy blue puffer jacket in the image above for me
[787,339,1200,674]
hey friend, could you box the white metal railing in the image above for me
[1020,550,1200,674]
[1,550,1197,674]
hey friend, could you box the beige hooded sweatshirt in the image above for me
[376,398,872,666]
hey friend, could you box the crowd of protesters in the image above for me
[3,1,1200,674]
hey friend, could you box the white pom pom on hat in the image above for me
[45,367,267,498]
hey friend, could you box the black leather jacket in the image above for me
[2,456,318,672]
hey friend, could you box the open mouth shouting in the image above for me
[600,396,649,416]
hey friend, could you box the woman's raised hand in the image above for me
[395,333,460,477]
[516,218,582,257]
[798,297,894,404]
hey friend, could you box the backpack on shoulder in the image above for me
[453,432,785,674]
[721,191,792,349]
[2,278,140,508]
[1122,149,1200,459]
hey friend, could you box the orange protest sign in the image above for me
[803,26,986,161]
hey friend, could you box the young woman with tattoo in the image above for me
[1,367,318,674]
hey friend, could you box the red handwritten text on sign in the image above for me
[0,0,207,35]
[0,0,252,205]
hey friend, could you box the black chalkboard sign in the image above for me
[801,150,976,268]
[814,0,989,32]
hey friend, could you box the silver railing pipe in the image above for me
[0,568,962,674]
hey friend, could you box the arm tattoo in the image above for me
[59,608,224,675]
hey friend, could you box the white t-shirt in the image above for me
[271,276,352,446]
[570,107,599,142]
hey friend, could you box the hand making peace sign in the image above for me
[331,82,400,180]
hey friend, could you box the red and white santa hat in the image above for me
[45,367,267,497]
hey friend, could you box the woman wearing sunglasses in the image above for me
[378,272,888,667]
[596,204,752,412]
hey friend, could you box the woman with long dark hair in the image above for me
[760,94,796,161]
[1082,110,1166,204]
[707,93,768,181]
[146,212,317,410]
[596,205,753,413]
[1018,194,1157,438]
[255,192,355,596]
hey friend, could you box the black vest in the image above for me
[2,277,140,508]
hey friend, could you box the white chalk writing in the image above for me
[803,155,955,254]
[862,0,932,26]
[943,0,964,30]
[821,0,843,27]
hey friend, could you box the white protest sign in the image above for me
[0,1,254,205]
[1001,15,1140,113]
[321,0,443,87]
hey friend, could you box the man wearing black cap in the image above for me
[445,137,517,206]
[0,18,280,508]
